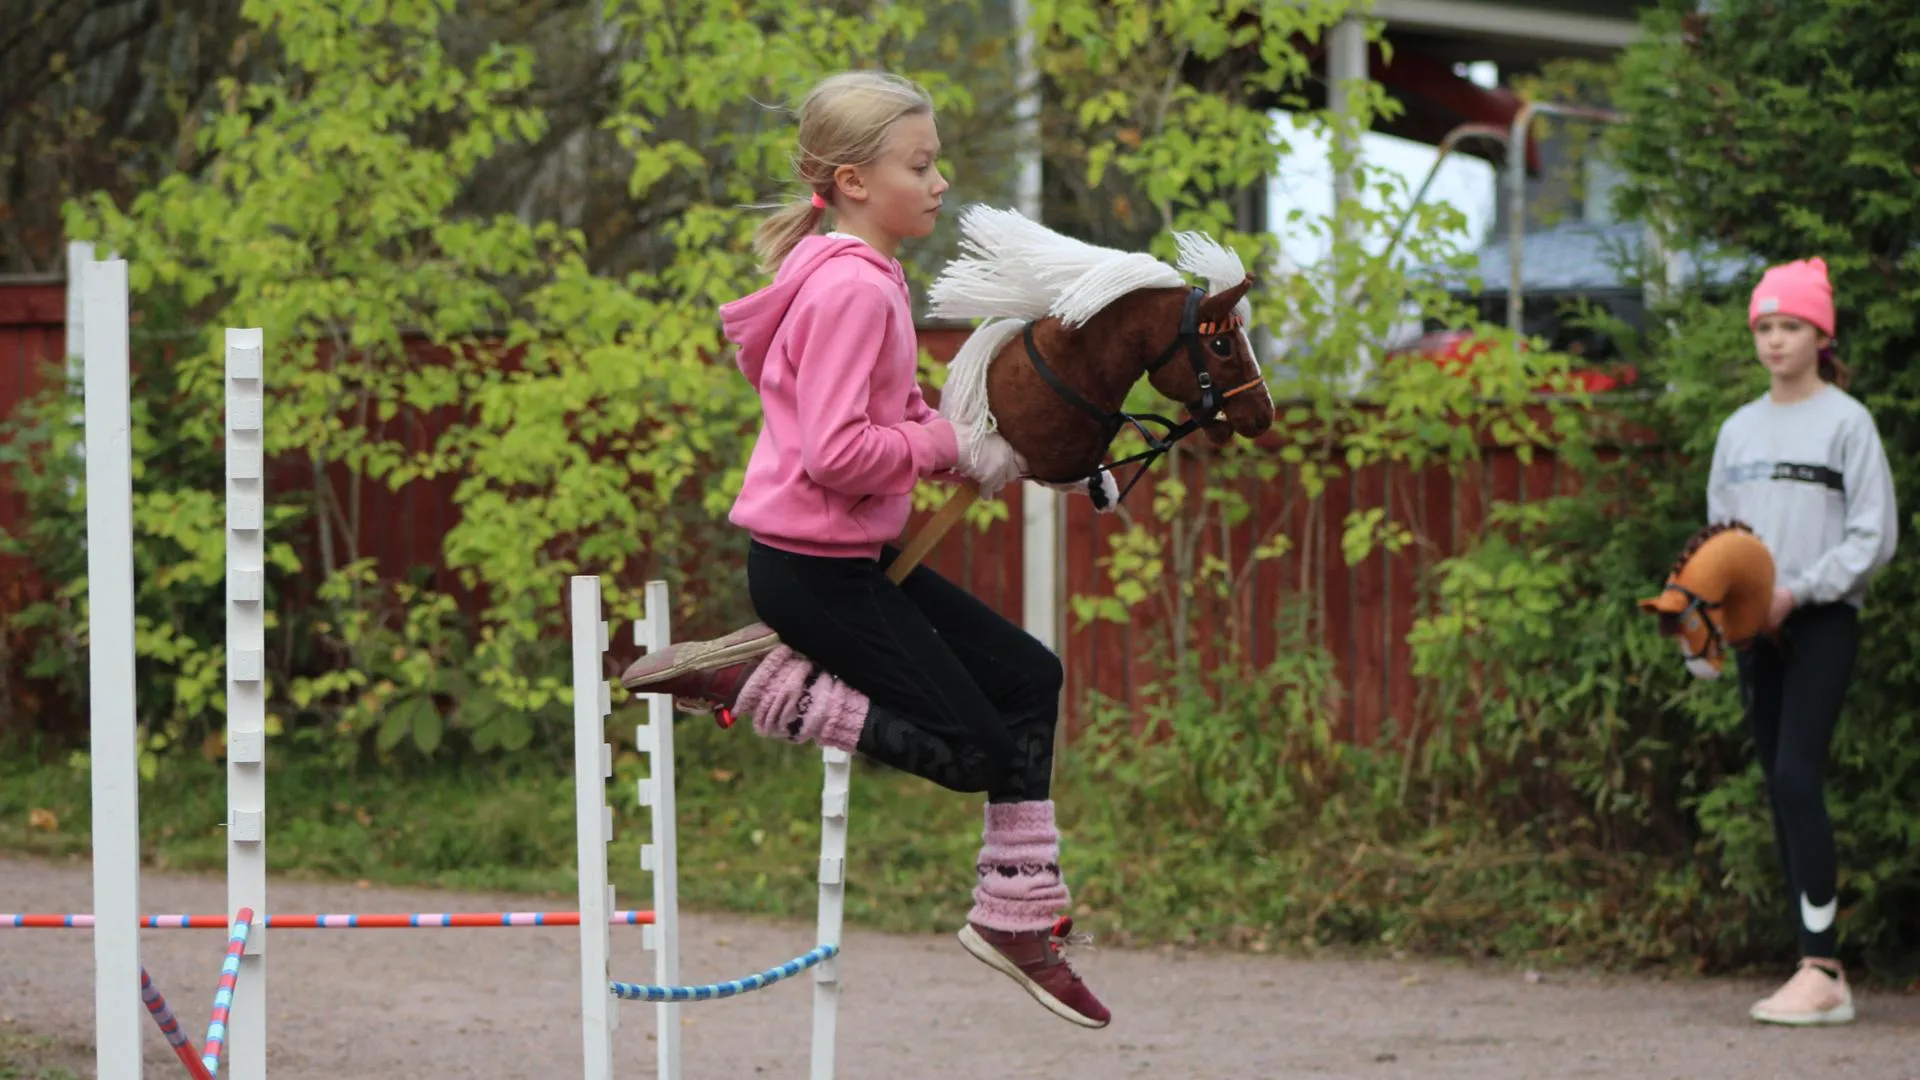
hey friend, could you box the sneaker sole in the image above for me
[1750,1001,1855,1026]
[957,924,1109,1029]
[618,629,781,690]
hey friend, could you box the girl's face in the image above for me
[1752,313,1829,382]
[834,112,949,253]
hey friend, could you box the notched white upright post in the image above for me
[85,257,142,1080]
[224,327,269,1080]
[633,580,680,1080]
[572,576,615,1080]
[812,745,851,1080]
[65,241,94,492]
[65,242,92,369]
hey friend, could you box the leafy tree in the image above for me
[1032,1,1588,662]
[56,0,574,760]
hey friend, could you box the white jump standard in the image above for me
[570,576,852,1080]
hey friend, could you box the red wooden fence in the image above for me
[0,282,64,612]
[0,279,1578,743]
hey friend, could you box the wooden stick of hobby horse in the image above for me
[884,486,980,584]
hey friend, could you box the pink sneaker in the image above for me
[959,917,1110,1029]
[1749,958,1855,1026]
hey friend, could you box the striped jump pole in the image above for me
[609,944,838,1002]
[197,903,255,1068]
[200,909,255,1079]
[140,967,214,1080]
[4,911,654,930]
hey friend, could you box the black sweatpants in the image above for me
[746,540,1064,803]
[1735,601,1861,959]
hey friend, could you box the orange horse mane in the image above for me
[1666,519,1756,580]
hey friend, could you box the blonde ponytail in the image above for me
[753,194,828,275]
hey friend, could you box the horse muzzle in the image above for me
[1218,377,1275,439]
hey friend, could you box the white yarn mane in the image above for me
[934,317,1027,450]
[927,205,1254,455]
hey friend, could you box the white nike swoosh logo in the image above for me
[1801,893,1838,934]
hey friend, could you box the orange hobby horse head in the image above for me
[1637,521,1776,680]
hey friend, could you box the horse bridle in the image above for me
[1021,286,1268,503]
[1657,583,1727,661]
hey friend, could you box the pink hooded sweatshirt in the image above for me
[720,234,960,560]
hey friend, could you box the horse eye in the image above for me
[1207,335,1234,357]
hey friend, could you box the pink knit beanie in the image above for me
[1748,257,1834,337]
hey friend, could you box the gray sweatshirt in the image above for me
[1707,384,1899,609]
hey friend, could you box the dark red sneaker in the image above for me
[958,917,1110,1029]
[619,622,780,720]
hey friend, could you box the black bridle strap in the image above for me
[1660,584,1728,660]
[1023,321,1123,441]
[1144,288,1221,416]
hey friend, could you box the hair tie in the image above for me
[810,190,827,210]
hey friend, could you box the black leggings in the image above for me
[1735,601,1860,959]
[746,540,1064,803]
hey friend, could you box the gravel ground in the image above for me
[2,854,1916,1079]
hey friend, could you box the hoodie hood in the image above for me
[720,234,905,389]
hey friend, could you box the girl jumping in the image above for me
[623,70,1110,1029]
[1706,256,1898,1025]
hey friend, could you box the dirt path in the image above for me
[2,854,1915,1079]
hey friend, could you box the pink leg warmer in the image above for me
[967,799,1071,933]
[734,646,866,753]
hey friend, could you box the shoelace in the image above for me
[667,695,737,729]
[1048,917,1097,979]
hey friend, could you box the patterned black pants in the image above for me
[746,539,1062,803]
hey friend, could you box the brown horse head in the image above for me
[1637,521,1776,680]
[1151,275,1272,447]
[927,208,1277,508]
[975,278,1274,487]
